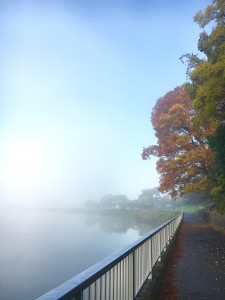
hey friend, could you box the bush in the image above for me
[210,212,225,231]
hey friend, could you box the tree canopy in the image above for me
[208,125,225,212]
[184,0,225,211]
[182,0,225,123]
[143,0,225,212]
[142,87,214,198]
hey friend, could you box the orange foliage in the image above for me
[142,86,215,197]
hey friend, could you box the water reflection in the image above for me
[0,210,143,300]
[84,213,155,236]
[0,209,167,300]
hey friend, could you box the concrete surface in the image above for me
[156,212,225,300]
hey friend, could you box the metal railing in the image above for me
[37,212,183,300]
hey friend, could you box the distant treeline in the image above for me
[85,187,174,210]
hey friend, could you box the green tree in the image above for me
[182,0,225,123]
[181,0,225,212]
[208,125,225,212]
[137,189,156,208]
[99,194,130,209]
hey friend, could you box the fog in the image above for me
[0,210,146,299]
[0,0,209,209]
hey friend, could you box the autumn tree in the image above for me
[181,0,225,211]
[142,86,214,198]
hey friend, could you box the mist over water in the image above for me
[1,0,205,210]
[0,1,209,299]
[0,209,156,300]
[0,0,162,211]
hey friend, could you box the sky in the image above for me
[0,0,211,209]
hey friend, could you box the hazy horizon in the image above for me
[0,0,211,209]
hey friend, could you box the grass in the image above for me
[175,201,212,213]
[82,207,180,226]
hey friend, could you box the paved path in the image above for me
[156,212,225,300]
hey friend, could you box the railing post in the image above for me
[133,250,135,298]
[158,232,161,262]
[129,252,134,300]
[149,238,152,280]
[36,212,183,300]
[150,238,153,279]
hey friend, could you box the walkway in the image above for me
[156,212,225,300]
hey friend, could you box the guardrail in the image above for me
[37,212,183,300]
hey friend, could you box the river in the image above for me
[0,209,156,300]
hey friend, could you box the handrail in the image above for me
[37,211,183,300]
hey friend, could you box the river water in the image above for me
[0,210,155,300]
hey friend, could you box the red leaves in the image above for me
[142,145,159,160]
[142,86,214,197]
[156,224,184,299]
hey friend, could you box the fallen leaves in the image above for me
[156,224,184,300]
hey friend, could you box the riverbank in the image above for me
[78,207,179,226]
